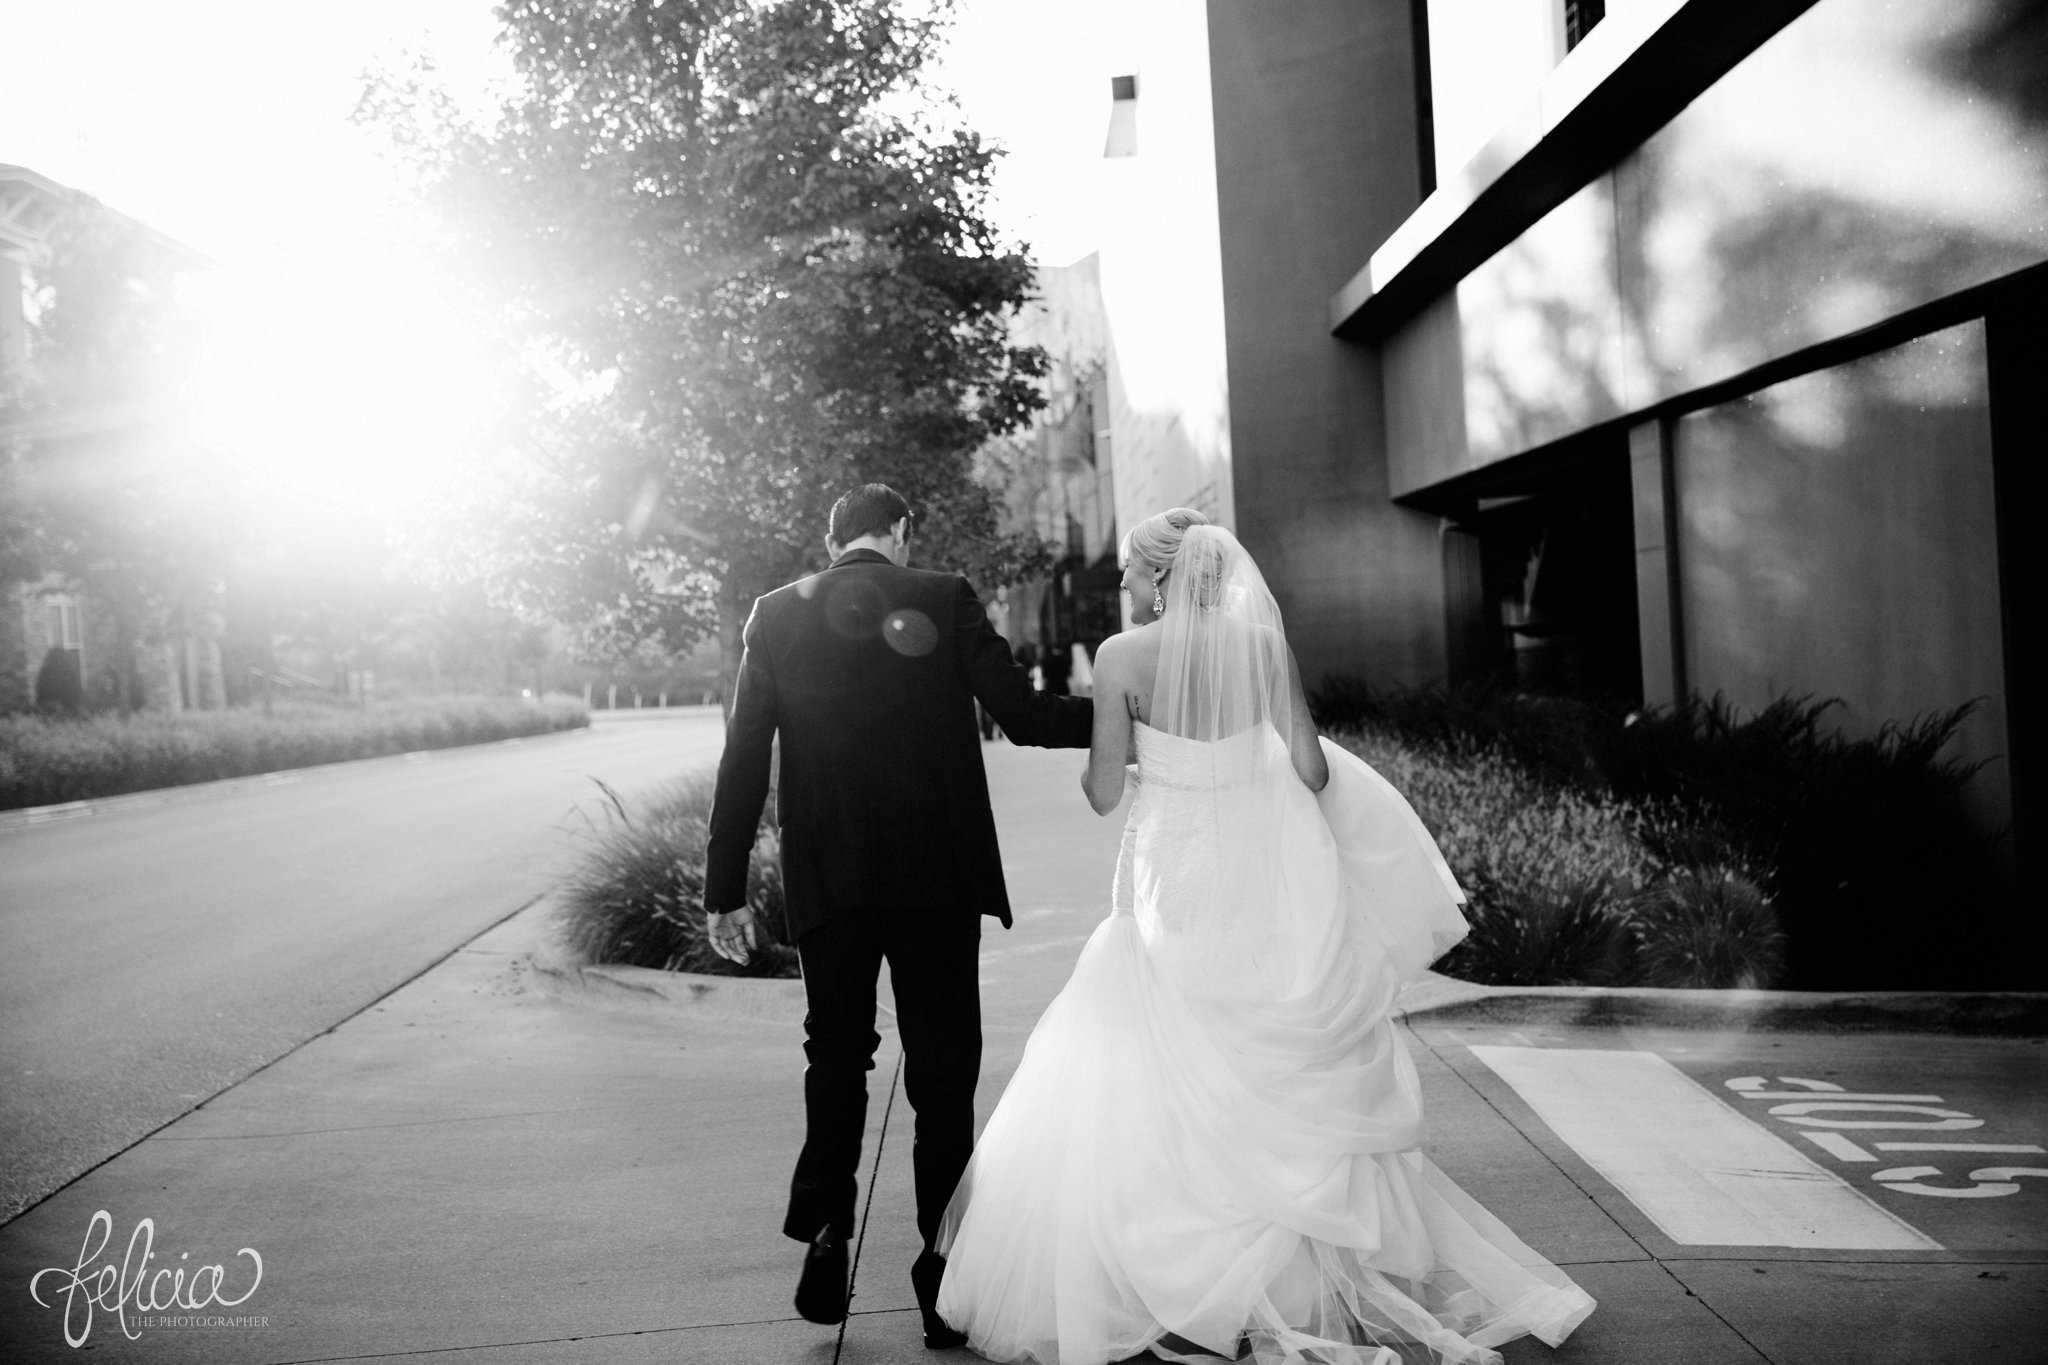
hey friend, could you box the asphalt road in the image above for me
[0,709,728,1224]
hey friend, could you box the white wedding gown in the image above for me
[934,721,1596,1365]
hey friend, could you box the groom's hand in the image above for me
[706,906,757,965]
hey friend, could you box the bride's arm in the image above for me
[1284,643,1329,792]
[1081,639,1133,815]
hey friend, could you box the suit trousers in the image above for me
[783,906,983,1253]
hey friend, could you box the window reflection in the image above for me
[1622,0,2048,399]
[1673,322,2009,836]
[1398,0,2048,476]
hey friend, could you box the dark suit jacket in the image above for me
[704,548,1094,939]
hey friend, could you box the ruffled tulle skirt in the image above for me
[934,736,1595,1365]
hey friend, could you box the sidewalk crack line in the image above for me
[837,1046,904,1364]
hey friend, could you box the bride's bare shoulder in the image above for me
[1094,623,1163,668]
[1097,626,1163,675]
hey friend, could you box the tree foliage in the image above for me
[362,0,1052,678]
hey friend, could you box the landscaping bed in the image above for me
[555,772,800,979]
[556,685,2010,991]
[1318,683,2007,991]
[0,695,589,809]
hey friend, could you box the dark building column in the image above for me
[1628,419,1682,709]
[1206,0,1448,690]
[1986,272,2045,910]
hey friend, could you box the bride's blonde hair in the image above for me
[1123,508,1227,609]
[1122,507,1211,576]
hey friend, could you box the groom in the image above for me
[702,483,1093,1347]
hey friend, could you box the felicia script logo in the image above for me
[28,1209,264,1347]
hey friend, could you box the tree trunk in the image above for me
[111,601,134,715]
[194,635,227,710]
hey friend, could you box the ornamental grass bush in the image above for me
[1632,867,1788,991]
[1317,681,2005,990]
[0,695,588,810]
[1333,727,1679,988]
[554,772,799,979]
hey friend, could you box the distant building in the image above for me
[982,257,1121,680]
[988,234,1234,686]
[1204,0,2043,882]
[984,3,1239,681]
[1089,4,1235,536]
[1,163,216,713]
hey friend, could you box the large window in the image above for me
[1564,0,1605,51]
[45,596,81,650]
[1672,321,2009,834]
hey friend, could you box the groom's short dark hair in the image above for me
[830,483,913,544]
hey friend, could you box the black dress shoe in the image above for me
[794,1227,848,1325]
[910,1249,968,1350]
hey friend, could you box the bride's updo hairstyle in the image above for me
[1121,507,1211,582]
[1125,508,1235,613]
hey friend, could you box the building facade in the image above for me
[1,163,220,713]
[983,256,1122,676]
[1206,0,2043,885]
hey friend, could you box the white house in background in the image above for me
[1,163,215,713]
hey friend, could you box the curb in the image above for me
[1394,972,2048,1036]
[523,952,2048,1036]
[526,947,807,1023]
[586,705,723,723]
[492,891,811,1024]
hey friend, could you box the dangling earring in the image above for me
[1152,585,1165,616]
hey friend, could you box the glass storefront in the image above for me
[1672,321,2009,834]
[1388,0,2048,490]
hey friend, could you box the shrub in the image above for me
[1632,867,1787,990]
[1446,877,1641,988]
[554,772,799,979]
[1340,731,1659,902]
[1332,728,1660,987]
[1316,680,2000,989]
[1610,697,1990,988]
[1313,677,1623,793]
[0,695,589,809]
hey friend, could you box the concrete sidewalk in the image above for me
[3,743,2045,1362]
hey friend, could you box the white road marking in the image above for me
[1872,1166,2047,1198]
[1875,1142,2048,1154]
[1727,1075,1839,1092]
[1768,1101,1983,1130]
[1739,1092,1946,1103]
[1801,1131,1877,1162]
[1470,1046,1943,1249]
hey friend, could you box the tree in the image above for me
[362,0,1052,695]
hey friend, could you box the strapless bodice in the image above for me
[1129,718,1289,792]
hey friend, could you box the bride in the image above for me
[933,509,1595,1365]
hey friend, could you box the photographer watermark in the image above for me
[28,1209,264,1347]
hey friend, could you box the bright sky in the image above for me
[0,1,1133,562]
